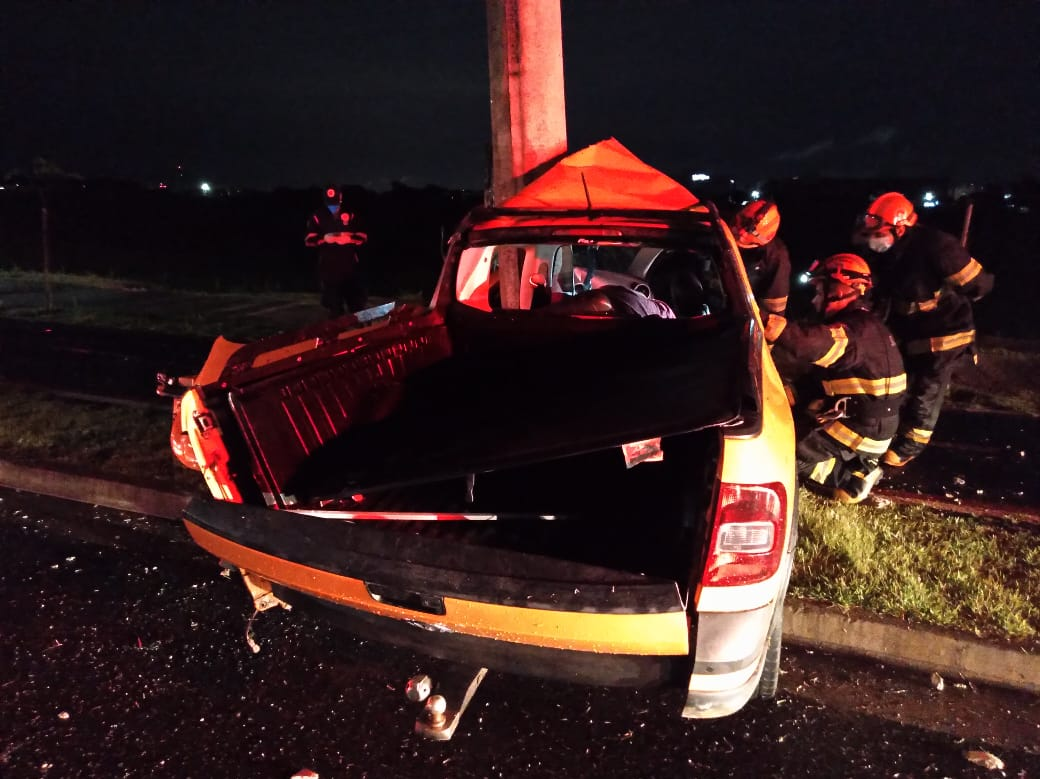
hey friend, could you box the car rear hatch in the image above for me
[216,309,758,505]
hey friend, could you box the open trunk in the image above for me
[186,305,755,601]
[208,307,756,507]
[182,424,722,684]
[299,426,722,586]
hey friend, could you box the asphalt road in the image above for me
[1,490,1037,779]
[879,409,1040,511]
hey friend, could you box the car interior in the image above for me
[455,241,728,318]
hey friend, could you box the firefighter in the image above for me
[851,192,994,468]
[730,199,791,316]
[305,186,368,317]
[765,253,906,504]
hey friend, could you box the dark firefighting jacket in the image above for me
[305,209,366,283]
[741,237,791,316]
[869,225,994,356]
[768,302,906,456]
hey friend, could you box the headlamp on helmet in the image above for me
[808,253,872,317]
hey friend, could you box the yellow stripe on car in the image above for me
[185,522,691,657]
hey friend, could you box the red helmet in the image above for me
[808,253,872,291]
[808,253,872,316]
[731,200,780,248]
[856,191,917,235]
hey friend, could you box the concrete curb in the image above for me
[0,459,190,520]
[2,458,1037,696]
[783,600,1039,695]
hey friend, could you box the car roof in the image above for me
[458,206,720,240]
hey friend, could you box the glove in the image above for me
[764,313,787,344]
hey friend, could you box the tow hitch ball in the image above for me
[404,667,488,741]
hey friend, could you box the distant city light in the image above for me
[750,190,761,200]
[158,182,168,190]
[690,173,711,182]
[1004,193,1013,200]
[921,191,939,208]
[199,181,212,194]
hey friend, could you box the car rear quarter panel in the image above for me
[697,340,796,614]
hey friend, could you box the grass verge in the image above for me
[0,384,201,496]
[0,269,423,342]
[792,491,1040,646]
[949,341,1040,416]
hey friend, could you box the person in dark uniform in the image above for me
[305,186,368,317]
[765,253,906,504]
[851,192,994,468]
[730,199,791,317]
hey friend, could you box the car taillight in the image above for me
[169,397,200,471]
[703,482,786,587]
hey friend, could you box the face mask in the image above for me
[327,204,340,214]
[867,233,894,253]
[811,289,824,315]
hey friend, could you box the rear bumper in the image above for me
[275,585,688,687]
[183,497,690,660]
[683,603,776,718]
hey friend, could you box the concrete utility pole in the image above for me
[485,0,568,206]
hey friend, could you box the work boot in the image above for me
[834,466,883,505]
[882,449,915,468]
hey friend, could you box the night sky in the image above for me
[3,1,1036,191]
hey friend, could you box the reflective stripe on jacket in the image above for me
[771,303,906,448]
[870,225,993,352]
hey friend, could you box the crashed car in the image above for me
[165,138,797,733]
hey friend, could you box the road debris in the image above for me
[964,749,1005,770]
[930,672,945,691]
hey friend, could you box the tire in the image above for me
[757,605,783,700]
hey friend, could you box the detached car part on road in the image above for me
[163,139,798,734]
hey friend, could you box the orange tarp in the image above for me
[502,137,700,211]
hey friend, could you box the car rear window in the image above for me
[455,240,729,318]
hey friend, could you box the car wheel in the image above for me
[757,605,783,700]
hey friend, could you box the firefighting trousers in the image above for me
[795,415,894,499]
[320,276,367,317]
[319,255,367,317]
[889,345,970,460]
